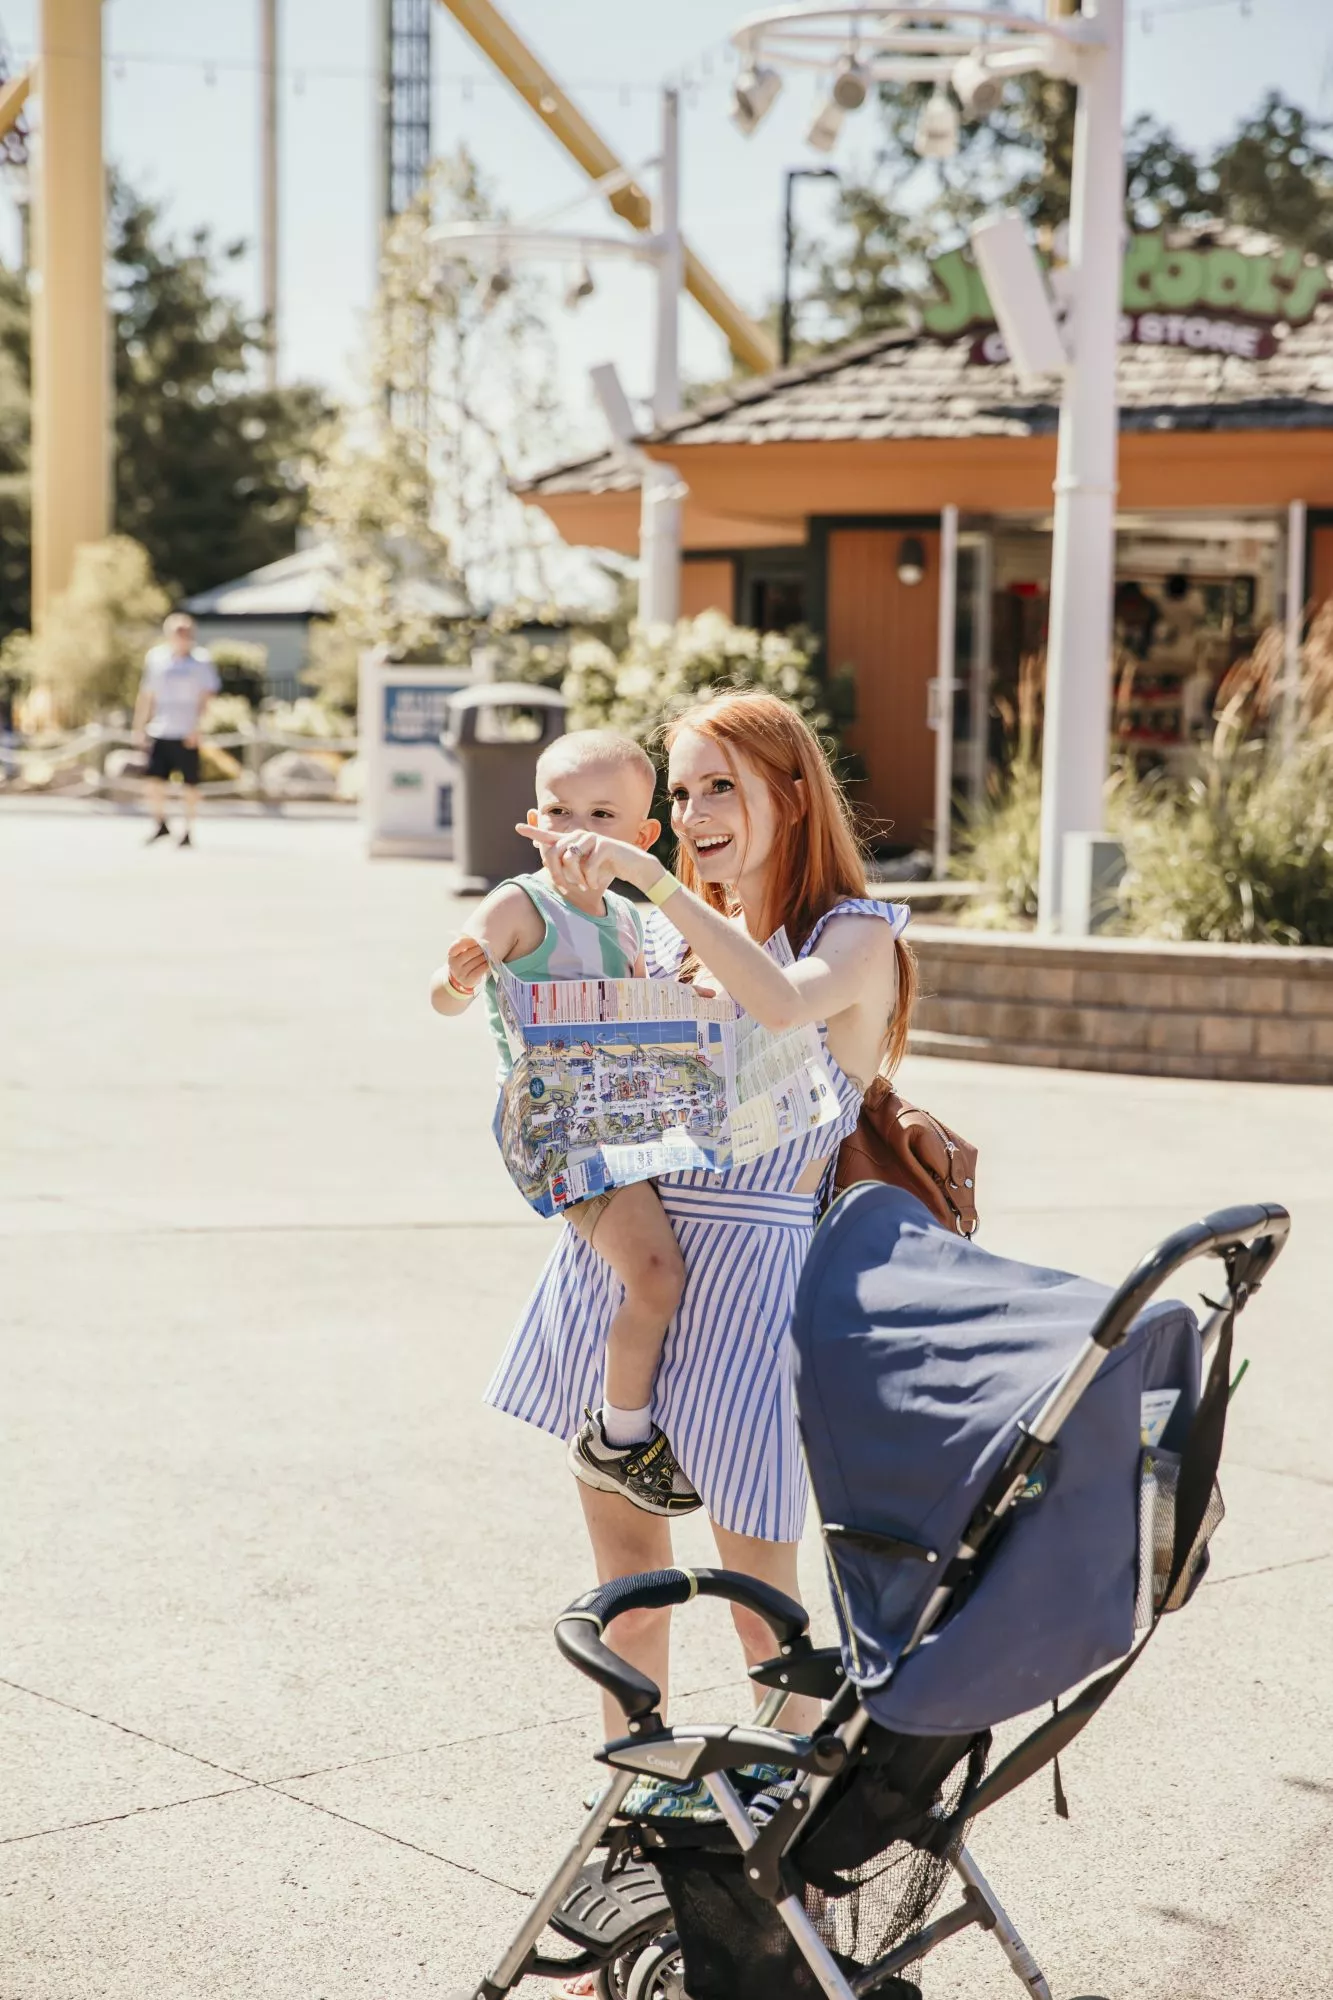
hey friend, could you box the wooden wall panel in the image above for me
[679,558,736,620]
[1310,525,1333,616]
[827,528,940,850]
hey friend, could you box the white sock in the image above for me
[601,1399,653,1449]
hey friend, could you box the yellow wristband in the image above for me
[644,871,682,906]
[446,972,476,998]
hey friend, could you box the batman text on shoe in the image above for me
[567,1411,701,1516]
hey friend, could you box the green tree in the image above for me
[801,87,1333,347]
[111,183,328,601]
[30,535,169,723]
[0,183,328,637]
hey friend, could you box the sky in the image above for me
[3,0,1332,464]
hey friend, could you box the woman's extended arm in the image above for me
[518,825,894,1033]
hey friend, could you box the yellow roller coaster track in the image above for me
[0,62,33,142]
[434,0,778,377]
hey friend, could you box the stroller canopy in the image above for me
[791,1186,1202,1733]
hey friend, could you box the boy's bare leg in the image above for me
[569,1182,684,1410]
[567,1184,696,1514]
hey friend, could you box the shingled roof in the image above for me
[521,306,1333,495]
[521,449,639,499]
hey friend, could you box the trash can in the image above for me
[442,682,568,890]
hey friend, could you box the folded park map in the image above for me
[490,937,842,1218]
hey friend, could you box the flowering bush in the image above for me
[561,610,835,751]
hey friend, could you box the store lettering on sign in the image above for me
[923,229,1332,363]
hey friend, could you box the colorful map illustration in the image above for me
[490,948,840,1218]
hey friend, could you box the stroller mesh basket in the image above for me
[652,1730,989,2000]
[800,1732,989,1967]
[1135,1448,1226,1626]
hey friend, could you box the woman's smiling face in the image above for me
[667,726,779,890]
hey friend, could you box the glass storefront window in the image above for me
[974,514,1282,780]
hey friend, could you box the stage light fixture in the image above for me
[730,64,782,135]
[951,52,1004,120]
[913,86,960,160]
[564,262,596,308]
[831,58,869,110]
[481,265,513,312]
[806,95,846,153]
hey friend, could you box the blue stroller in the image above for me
[449,1188,1288,2000]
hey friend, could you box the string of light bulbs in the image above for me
[5,2,1268,113]
[5,44,672,99]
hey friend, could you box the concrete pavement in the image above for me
[3,810,1331,1999]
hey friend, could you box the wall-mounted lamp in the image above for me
[897,535,926,586]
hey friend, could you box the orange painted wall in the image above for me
[679,559,736,619]
[827,529,940,850]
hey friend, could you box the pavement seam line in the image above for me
[0,1784,260,1849]
[259,1785,531,1899]
[0,1676,260,1786]
[256,1675,755,1786]
[1227,1456,1333,1492]
[1202,1548,1333,1588]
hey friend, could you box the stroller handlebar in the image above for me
[1089,1201,1291,1353]
[555,1567,810,1721]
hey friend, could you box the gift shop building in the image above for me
[521,231,1333,854]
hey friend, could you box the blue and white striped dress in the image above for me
[484,897,910,1542]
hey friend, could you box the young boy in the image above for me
[431,731,698,1517]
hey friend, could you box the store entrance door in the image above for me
[826,526,940,852]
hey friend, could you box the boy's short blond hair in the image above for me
[536,730,657,812]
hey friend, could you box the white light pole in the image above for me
[646,85,684,625]
[1036,0,1124,932]
[932,501,960,880]
[430,87,685,627]
[728,5,1126,927]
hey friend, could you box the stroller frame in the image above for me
[448,1202,1288,2000]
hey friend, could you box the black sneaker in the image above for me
[145,822,171,844]
[567,1411,701,1516]
[177,832,192,848]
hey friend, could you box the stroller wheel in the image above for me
[624,1933,684,2000]
[592,1949,636,2000]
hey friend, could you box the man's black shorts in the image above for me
[146,737,200,785]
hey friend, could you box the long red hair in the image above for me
[662,691,917,1075]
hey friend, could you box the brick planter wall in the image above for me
[909,928,1333,1084]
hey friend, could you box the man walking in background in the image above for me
[133,614,220,849]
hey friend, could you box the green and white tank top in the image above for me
[484,871,645,1077]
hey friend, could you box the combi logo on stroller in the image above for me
[448,1192,1289,2000]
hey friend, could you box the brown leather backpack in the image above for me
[833,1075,979,1236]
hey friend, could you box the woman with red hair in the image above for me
[489,689,913,1751]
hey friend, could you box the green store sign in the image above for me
[923,230,1332,363]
